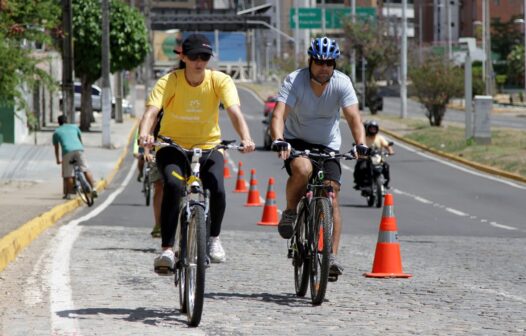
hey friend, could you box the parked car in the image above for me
[263,95,278,117]
[60,82,133,116]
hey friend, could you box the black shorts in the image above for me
[284,138,342,184]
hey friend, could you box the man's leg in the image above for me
[326,180,341,255]
[151,180,163,237]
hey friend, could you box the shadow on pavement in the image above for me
[56,307,188,326]
[205,291,315,307]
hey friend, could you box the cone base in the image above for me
[363,272,412,278]
[257,221,278,226]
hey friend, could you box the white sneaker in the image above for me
[208,236,226,263]
[154,249,175,275]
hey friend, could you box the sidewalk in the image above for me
[0,88,144,272]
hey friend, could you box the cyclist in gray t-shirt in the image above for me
[270,36,368,277]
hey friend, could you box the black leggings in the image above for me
[156,147,226,248]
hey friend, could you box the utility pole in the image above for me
[484,0,493,96]
[61,0,75,124]
[350,0,356,82]
[294,0,299,69]
[401,0,408,118]
[321,0,326,35]
[101,0,111,147]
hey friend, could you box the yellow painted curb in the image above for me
[382,128,526,184]
[0,119,139,273]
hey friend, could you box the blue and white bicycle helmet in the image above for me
[308,37,341,60]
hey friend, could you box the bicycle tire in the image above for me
[175,219,187,313]
[143,174,151,206]
[293,201,309,297]
[77,172,94,207]
[185,205,206,327]
[309,198,332,305]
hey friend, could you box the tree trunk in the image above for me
[366,81,379,115]
[427,104,446,126]
[80,76,94,132]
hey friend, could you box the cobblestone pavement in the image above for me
[1,223,525,335]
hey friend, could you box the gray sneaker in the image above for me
[278,209,297,239]
[154,249,175,275]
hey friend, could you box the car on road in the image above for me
[262,111,273,150]
[356,89,383,111]
[263,95,278,117]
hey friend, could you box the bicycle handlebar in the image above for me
[289,148,357,161]
[153,136,245,153]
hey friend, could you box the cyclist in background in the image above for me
[139,34,255,274]
[270,36,367,276]
[133,129,146,182]
[53,115,98,199]
[354,120,394,190]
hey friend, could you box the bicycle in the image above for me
[69,158,94,207]
[154,136,243,327]
[142,160,152,206]
[286,147,356,305]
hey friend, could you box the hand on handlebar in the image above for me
[271,139,291,160]
[139,134,155,148]
[240,139,256,153]
[350,143,369,159]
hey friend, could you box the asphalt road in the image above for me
[0,87,525,335]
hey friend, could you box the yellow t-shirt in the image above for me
[147,69,240,149]
[366,134,389,150]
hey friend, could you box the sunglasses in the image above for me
[187,53,212,62]
[312,59,336,67]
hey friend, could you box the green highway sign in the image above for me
[290,7,376,30]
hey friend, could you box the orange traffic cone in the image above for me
[245,169,262,207]
[233,161,248,193]
[364,193,412,278]
[223,159,231,179]
[257,177,279,226]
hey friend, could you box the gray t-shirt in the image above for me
[277,68,358,150]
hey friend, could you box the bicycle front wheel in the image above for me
[309,198,332,305]
[77,173,94,207]
[293,201,309,297]
[185,205,207,327]
[143,174,151,206]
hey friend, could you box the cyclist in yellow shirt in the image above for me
[139,34,255,273]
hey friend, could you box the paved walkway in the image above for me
[0,88,144,271]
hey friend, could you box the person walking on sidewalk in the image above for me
[139,34,255,273]
[270,36,367,277]
[53,115,97,199]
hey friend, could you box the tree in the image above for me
[408,56,464,126]
[507,44,524,88]
[72,0,149,131]
[342,18,399,114]
[0,0,60,115]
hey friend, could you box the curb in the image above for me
[0,119,139,273]
[382,128,526,184]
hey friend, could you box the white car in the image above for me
[61,83,133,116]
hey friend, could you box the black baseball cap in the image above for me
[182,34,213,56]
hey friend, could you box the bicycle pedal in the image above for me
[328,275,339,282]
[154,266,174,276]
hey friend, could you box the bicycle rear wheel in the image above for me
[293,201,309,297]
[309,198,332,305]
[77,172,94,207]
[185,205,206,327]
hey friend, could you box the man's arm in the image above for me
[54,143,61,164]
[225,104,255,152]
[270,101,293,159]
[341,104,366,147]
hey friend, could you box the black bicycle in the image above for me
[70,158,94,207]
[155,136,243,327]
[287,148,355,305]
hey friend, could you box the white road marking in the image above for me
[49,161,137,335]
[445,208,469,217]
[489,222,518,231]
